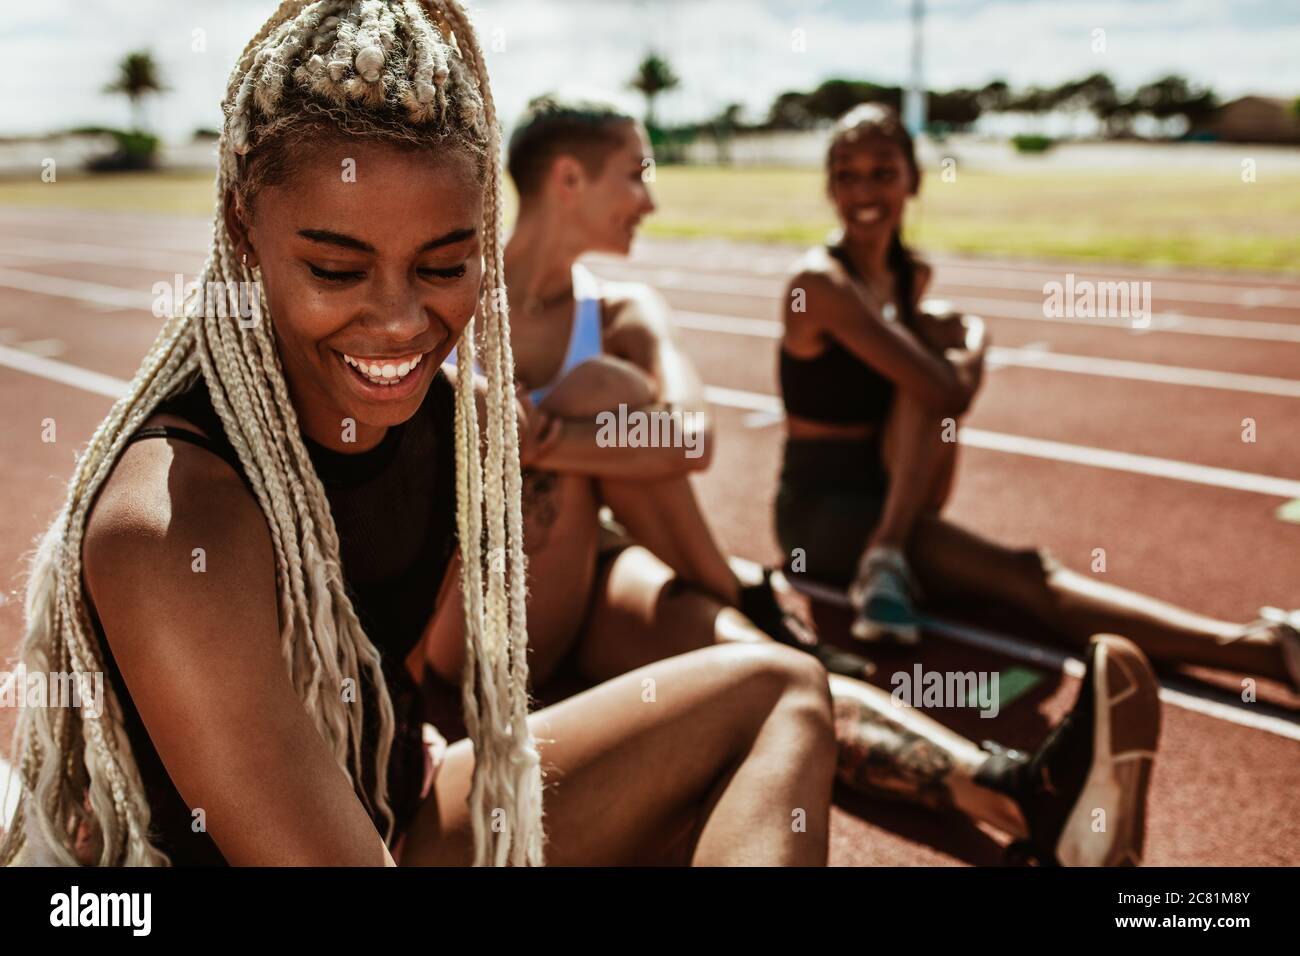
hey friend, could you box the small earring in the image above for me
[241,252,248,266]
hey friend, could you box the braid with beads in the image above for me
[1,0,542,867]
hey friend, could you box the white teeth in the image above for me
[340,351,426,386]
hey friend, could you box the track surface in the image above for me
[0,207,1297,865]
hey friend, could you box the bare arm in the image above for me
[523,285,714,478]
[83,440,394,866]
[786,265,979,415]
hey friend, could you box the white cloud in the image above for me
[2,0,1295,141]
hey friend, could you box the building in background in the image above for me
[1200,96,1300,144]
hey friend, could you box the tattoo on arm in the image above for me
[832,696,956,811]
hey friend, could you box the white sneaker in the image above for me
[848,547,920,645]
[1246,607,1300,694]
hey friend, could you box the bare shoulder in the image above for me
[786,247,853,304]
[82,417,273,641]
[80,419,390,864]
[783,248,855,350]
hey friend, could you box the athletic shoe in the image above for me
[1244,607,1300,694]
[739,568,876,680]
[848,547,920,645]
[996,635,1161,866]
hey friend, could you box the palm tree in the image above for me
[629,53,680,130]
[105,51,167,132]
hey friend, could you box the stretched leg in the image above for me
[539,355,740,605]
[399,642,836,866]
[907,514,1288,681]
[573,544,1028,839]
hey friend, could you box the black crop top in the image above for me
[85,369,459,865]
[779,244,916,427]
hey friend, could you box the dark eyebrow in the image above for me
[296,227,477,254]
[298,229,375,252]
[418,227,477,252]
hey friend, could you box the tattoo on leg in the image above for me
[832,696,955,811]
[522,468,560,551]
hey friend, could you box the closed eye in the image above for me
[419,264,467,280]
[308,263,365,282]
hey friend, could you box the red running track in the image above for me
[0,209,1296,864]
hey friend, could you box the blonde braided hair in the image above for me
[1,0,543,867]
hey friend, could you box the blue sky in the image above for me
[3,0,1297,140]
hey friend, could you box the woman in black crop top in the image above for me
[776,104,1300,695]
[2,1,841,868]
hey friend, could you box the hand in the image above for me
[517,385,562,469]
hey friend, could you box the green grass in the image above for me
[640,165,1300,274]
[0,170,218,216]
[3,165,1298,273]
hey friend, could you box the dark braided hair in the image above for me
[826,103,921,328]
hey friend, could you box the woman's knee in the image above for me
[722,643,835,747]
[541,355,657,417]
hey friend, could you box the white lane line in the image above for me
[598,252,1300,305]
[701,385,1300,500]
[677,309,1300,395]
[594,260,1300,311]
[669,296,1300,344]
[785,576,1300,744]
[958,428,1300,499]
[986,349,1300,398]
[0,343,129,399]
[0,237,200,273]
[4,240,1298,345]
[5,339,1300,503]
[950,295,1300,343]
[0,267,153,312]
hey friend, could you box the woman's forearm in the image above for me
[531,406,713,479]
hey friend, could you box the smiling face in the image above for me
[231,139,484,451]
[568,121,657,255]
[827,131,917,245]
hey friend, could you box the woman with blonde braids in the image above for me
[0,0,836,867]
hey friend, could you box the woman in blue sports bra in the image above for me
[425,92,873,698]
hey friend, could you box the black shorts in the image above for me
[774,436,889,588]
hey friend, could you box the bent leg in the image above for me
[540,355,740,604]
[907,514,1286,680]
[400,642,837,866]
[574,544,1028,838]
[870,392,958,552]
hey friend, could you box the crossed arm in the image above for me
[513,283,715,479]
[784,257,988,416]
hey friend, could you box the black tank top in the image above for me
[779,244,917,426]
[86,370,459,865]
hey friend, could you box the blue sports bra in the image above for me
[445,263,603,402]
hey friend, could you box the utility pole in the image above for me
[903,0,927,137]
